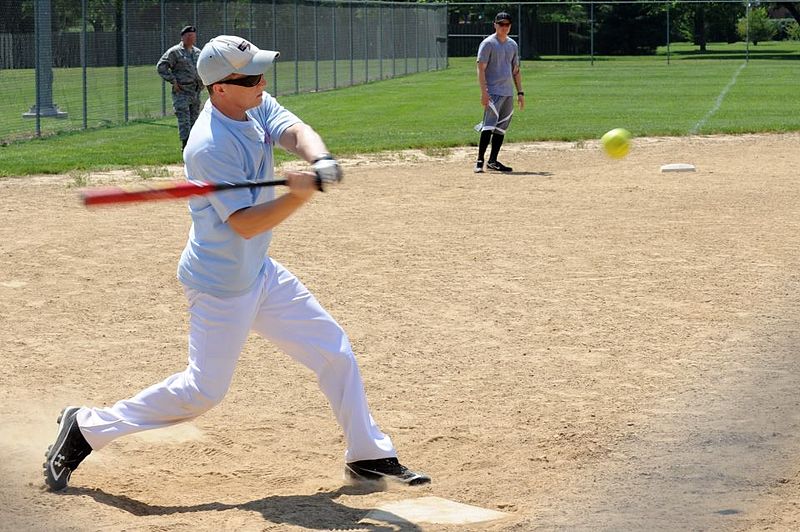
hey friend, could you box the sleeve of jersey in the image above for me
[259,93,303,145]
[477,40,491,63]
[189,147,255,223]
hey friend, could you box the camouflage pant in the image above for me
[172,88,201,144]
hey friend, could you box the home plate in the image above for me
[660,163,696,172]
[363,496,509,525]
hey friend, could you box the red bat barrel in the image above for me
[81,181,217,206]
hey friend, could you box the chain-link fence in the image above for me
[3,1,797,143]
[448,1,798,61]
[0,0,448,141]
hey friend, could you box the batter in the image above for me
[43,35,430,491]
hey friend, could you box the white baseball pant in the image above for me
[76,257,396,463]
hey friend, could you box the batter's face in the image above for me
[211,73,267,118]
[229,73,266,109]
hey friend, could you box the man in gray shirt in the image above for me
[475,12,525,173]
[158,26,204,150]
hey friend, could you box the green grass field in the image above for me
[0,57,432,141]
[1,41,798,177]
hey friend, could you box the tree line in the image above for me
[2,0,799,58]
[444,1,800,57]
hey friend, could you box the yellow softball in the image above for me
[601,128,632,159]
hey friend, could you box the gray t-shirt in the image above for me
[477,34,519,97]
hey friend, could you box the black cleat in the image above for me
[345,457,431,486]
[43,406,92,491]
[487,160,513,172]
[474,160,484,173]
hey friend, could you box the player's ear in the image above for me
[209,83,224,97]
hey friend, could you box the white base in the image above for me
[364,496,508,526]
[661,163,696,172]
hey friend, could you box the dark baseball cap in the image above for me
[494,12,512,23]
[181,25,197,35]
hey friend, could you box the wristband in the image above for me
[517,92,525,96]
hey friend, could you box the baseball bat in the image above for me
[81,178,294,207]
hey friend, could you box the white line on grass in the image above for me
[689,62,747,135]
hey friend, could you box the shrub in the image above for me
[788,20,800,41]
[736,7,778,44]
[773,18,798,40]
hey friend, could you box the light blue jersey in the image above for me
[477,35,519,97]
[177,93,301,297]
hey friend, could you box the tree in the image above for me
[738,6,778,44]
[594,4,664,54]
[774,2,800,25]
[790,20,800,39]
[695,5,708,50]
[668,2,745,48]
[0,0,32,33]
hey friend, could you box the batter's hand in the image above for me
[313,155,343,189]
[481,91,490,107]
[286,171,318,202]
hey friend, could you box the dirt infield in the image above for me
[2,133,800,531]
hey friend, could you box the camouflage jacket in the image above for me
[157,43,203,89]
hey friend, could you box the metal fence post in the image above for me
[666,3,671,65]
[294,0,300,94]
[392,5,396,78]
[415,7,419,73]
[590,2,595,66]
[433,9,438,70]
[379,3,383,80]
[34,0,41,136]
[272,0,278,94]
[160,0,166,116]
[123,0,129,123]
[314,1,319,91]
[333,4,338,89]
[746,1,751,62]
[517,3,522,60]
[82,0,88,129]
[428,7,432,71]
[350,3,354,86]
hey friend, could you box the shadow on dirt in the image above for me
[68,484,421,531]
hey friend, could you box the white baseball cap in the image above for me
[197,35,280,86]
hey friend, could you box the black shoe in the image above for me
[345,457,431,486]
[43,406,92,491]
[474,160,484,173]
[487,160,513,172]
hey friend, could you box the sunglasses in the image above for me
[216,73,263,87]
[496,21,511,27]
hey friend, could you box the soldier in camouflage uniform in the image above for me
[157,26,204,149]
